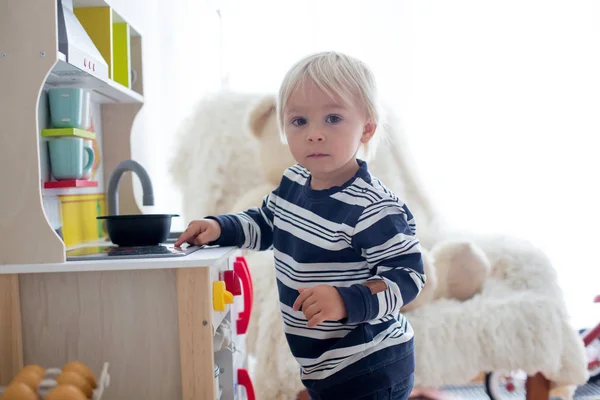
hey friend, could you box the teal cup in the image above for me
[48,88,86,128]
[48,137,95,180]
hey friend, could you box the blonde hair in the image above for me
[276,51,383,161]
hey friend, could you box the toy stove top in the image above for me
[66,243,201,261]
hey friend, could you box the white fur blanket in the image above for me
[170,91,267,221]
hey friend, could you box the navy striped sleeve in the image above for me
[208,188,277,251]
[336,202,425,324]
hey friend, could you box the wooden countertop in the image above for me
[0,245,237,274]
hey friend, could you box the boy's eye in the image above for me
[326,115,342,124]
[291,117,307,126]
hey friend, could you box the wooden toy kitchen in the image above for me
[0,1,255,399]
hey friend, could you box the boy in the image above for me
[175,51,425,400]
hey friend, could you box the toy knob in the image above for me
[224,270,242,296]
[224,291,234,304]
[213,281,234,312]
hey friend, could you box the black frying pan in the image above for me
[97,214,179,246]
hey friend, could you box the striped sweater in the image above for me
[210,160,425,397]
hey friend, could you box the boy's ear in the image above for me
[361,121,377,143]
[247,94,277,138]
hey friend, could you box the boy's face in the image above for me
[283,80,375,183]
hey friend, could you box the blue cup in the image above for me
[48,88,86,128]
[48,137,95,180]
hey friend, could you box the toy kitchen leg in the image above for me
[0,274,24,386]
[176,267,218,400]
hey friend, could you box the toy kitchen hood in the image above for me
[55,0,110,81]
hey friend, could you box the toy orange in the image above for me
[61,361,97,389]
[11,369,43,391]
[19,365,45,379]
[57,371,93,398]
[45,384,87,400]
[0,381,38,400]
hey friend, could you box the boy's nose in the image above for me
[306,130,325,142]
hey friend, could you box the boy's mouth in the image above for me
[308,153,328,158]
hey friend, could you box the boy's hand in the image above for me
[292,285,347,328]
[174,219,221,247]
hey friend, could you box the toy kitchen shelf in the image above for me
[0,0,146,266]
[44,50,143,104]
[0,0,262,399]
[42,0,145,104]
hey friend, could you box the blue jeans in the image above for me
[309,374,414,400]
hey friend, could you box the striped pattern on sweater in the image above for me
[211,160,424,386]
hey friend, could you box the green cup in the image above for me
[48,137,94,180]
[48,88,85,129]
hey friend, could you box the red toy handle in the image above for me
[237,368,255,400]
[234,256,253,335]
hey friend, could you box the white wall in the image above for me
[398,1,600,330]
[107,0,223,231]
